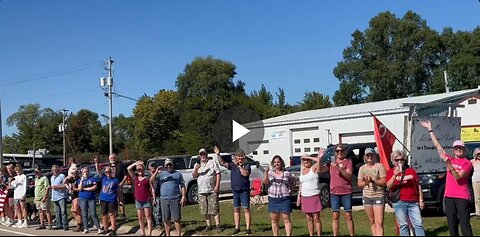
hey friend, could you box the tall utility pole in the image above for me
[59,108,69,166]
[100,57,114,155]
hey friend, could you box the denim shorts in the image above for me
[135,200,152,210]
[233,190,250,209]
[362,196,385,206]
[330,193,352,212]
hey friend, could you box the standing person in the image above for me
[50,165,69,231]
[67,156,78,178]
[218,148,252,235]
[95,156,119,236]
[297,149,329,236]
[11,164,28,228]
[330,144,354,236]
[386,150,425,236]
[148,163,163,232]
[151,158,187,236]
[472,147,480,217]
[33,166,53,230]
[128,161,154,236]
[357,148,386,236]
[65,170,83,232]
[421,120,473,236]
[108,153,127,220]
[0,168,8,225]
[78,167,101,234]
[3,165,15,227]
[193,148,222,233]
[264,155,294,236]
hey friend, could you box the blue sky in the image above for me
[0,1,479,136]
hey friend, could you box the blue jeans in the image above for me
[53,198,68,229]
[80,198,100,230]
[392,201,425,236]
[153,197,162,226]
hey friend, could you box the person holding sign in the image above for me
[421,120,473,236]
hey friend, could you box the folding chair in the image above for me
[250,178,266,208]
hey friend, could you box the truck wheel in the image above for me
[187,182,198,204]
[319,183,330,208]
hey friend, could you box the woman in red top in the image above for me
[128,161,154,236]
[386,150,425,236]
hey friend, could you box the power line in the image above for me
[0,62,101,86]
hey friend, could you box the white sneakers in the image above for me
[11,220,28,228]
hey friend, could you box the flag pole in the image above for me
[369,112,411,154]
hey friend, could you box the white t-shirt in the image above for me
[12,174,27,199]
[196,160,221,194]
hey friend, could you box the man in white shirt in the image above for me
[11,164,27,228]
[192,148,222,233]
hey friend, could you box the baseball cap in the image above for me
[198,148,207,155]
[453,140,465,148]
[165,158,173,166]
[365,148,375,155]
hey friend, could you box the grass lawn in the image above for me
[175,202,480,236]
[27,197,480,236]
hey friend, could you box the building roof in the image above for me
[250,88,480,128]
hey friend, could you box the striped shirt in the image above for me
[267,170,292,198]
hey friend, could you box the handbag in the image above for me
[387,171,405,207]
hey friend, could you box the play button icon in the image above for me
[232,120,250,142]
[213,105,264,154]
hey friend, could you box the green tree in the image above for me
[6,104,63,154]
[299,91,333,110]
[432,27,480,92]
[133,90,181,155]
[67,109,105,154]
[176,56,243,154]
[333,11,443,105]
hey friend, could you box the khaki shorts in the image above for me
[71,198,81,213]
[198,193,219,215]
[34,200,51,211]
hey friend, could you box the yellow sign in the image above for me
[461,126,480,142]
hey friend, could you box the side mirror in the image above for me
[255,161,260,168]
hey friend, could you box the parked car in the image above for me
[289,156,301,166]
[287,142,377,208]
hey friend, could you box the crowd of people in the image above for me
[0,122,479,236]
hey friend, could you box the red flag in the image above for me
[373,116,396,169]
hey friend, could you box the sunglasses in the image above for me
[335,150,345,153]
[165,164,173,167]
[105,171,112,173]
[394,159,405,162]
[454,147,465,151]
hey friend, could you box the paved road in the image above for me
[0,222,185,236]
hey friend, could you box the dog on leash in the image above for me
[25,202,39,222]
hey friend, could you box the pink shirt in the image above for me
[330,158,353,195]
[444,155,472,200]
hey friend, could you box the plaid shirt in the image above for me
[267,170,292,198]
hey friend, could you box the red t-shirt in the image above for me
[330,158,353,195]
[386,167,419,202]
[134,176,151,202]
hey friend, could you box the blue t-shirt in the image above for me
[99,175,119,203]
[157,171,185,200]
[228,163,251,191]
[79,176,97,200]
